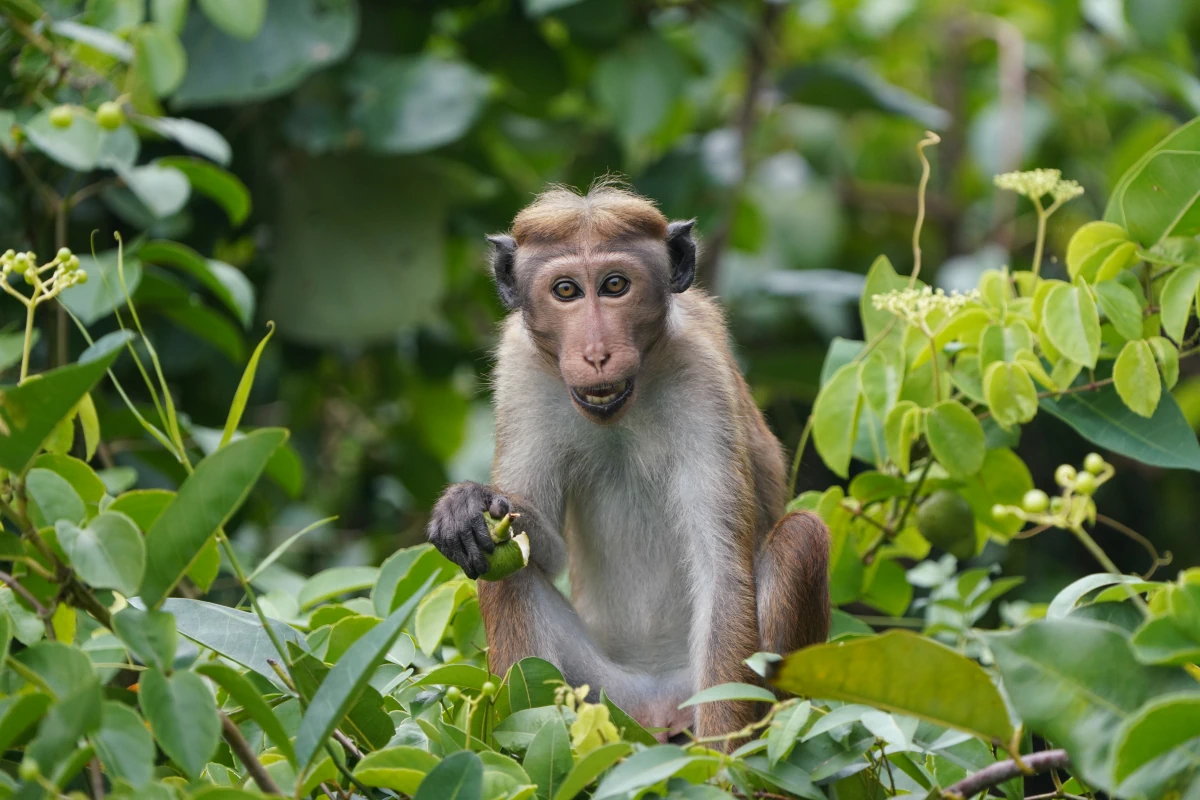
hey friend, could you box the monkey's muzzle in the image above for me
[570,378,634,420]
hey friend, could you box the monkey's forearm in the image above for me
[497,491,567,577]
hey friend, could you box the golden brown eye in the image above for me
[552,280,581,300]
[601,275,629,295]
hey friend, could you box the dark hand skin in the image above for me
[427,481,512,579]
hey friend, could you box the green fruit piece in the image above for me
[916,489,977,561]
[1054,464,1077,487]
[481,681,497,698]
[1022,489,1049,514]
[445,686,462,703]
[479,532,530,581]
[1083,452,1106,475]
[1073,471,1097,495]
[49,105,73,128]
[95,101,124,130]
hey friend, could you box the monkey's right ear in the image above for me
[487,234,520,310]
[666,220,697,293]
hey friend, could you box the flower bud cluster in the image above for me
[872,285,980,327]
[993,168,1084,204]
[0,247,88,292]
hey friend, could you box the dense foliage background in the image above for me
[3,0,1200,798]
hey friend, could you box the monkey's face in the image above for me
[522,244,669,424]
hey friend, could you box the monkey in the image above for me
[426,182,830,740]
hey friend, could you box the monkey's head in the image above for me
[487,184,696,424]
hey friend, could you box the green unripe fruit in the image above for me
[18,756,39,781]
[445,686,462,703]
[1073,471,1097,495]
[1022,489,1049,514]
[1084,452,1106,475]
[478,511,530,581]
[95,101,124,130]
[75,269,88,284]
[1054,464,1077,487]
[67,254,80,270]
[49,105,73,128]
[481,681,497,698]
[11,253,29,274]
[3,249,14,259]
[56,247,72,262]
[991,503,1010,519]
[916,489,976,561]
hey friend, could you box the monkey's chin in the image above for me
[570,378,635,422]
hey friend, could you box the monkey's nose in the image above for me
[582,349,611,372]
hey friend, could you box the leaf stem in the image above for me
[221,712,283,796]
[1068,523,1150,616]
[910,131,941,287]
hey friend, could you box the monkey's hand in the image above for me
[427,482,512,579]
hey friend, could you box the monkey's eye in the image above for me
[600,274,629,296]
[552,280,582,300]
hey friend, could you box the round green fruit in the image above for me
[445,686,462,703]
[1022,489,1050,514]
[96,101,124,130]
[1055,464,1077,487]
[916,489,977,561]
[481,681,497,698]
[1073,471,1097,495]
[48,106,73,128]
[1083,452,1106,475]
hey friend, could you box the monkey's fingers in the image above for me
[488,494,511,519]
[460,532,490,579]
[470,513,496,554]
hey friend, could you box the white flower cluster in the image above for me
[993,168,1084,204]
[872,286,980,327]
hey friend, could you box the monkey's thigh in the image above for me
[755,511,832,654]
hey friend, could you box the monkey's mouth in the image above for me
[570,378,634,419]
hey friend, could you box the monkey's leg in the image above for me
[756,510,832,654]
[477,567,681,718]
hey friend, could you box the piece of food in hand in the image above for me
[479,511,530,581]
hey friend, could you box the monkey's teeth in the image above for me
[581,380,628,406]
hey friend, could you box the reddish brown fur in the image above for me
[512,183,668,247]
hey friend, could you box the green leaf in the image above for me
[32,453,106,507]
[925,400,986,478]
[1149,336,1180,388]
[1114,339,1162,417]
[414,750,484,800]
[1047,574,1145,619]
[138,239,254,328]
[767,701,812,768]
[26,467,86,528]
[142,116,231,164]
[1112,694,1200,786]
[600,690,657,746]
[592,34,687,148]
[150,0,189,34]
[160,598,306,682]
[1042,283,1101,368]
[812,362,862,478]
[1123,151,1200,247]
[0,694,51,753]
[353,746,440,794]
[1093,280,1145,342]
[118,163,191,218]
[23,108,102,171]
[140,668,221,779]
[592,745,710,800]
[1095,241,1141,283]
[526,716,573,800]
[1067,222,1131,282]
[133,23,187,97]
[1130,616,1200,665]
[415,579,475,656]
[56,511,145,596]
[679,682,777,707]
[494,707,576,753]
[0,342,122,474]
[298,565,380,610]
[141,428,287,607]
[93,701,155,788]
[197,0,266,39]
[553,742,633,800]
[1160,265,1200,343]
[983,361,1038,430]
[373,544,456,617]
[984,618,1199,791]
[157,156,252,226]
[507,657,566,712]
[59,250,142,325]
[175,0,357,108]
[52,19,135,60]
[195,662,296,765]
[348,54,491,154]
[778,61,949,129]
[293,575,434,769]
[772,630,1014,743]
[111,606,177,672]
[246,515,334,582]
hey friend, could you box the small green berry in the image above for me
[48,105,73,128]
[1050,497,1065,514]
[1054,464,1077,488]
[95,101,124,130]
[481,681,497,698]
[11,253,29,274]
[18,756,39,782]
[444,686,462,703]
[75,269,88,284]
[67,254,80,270]
[3,249,14,259]
[1022,490,1050,514]
[56,247,72,262]
[1083,453,1106,475]
[1073,471,1097,495]
[991,503,1010,519]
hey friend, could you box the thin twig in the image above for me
[1094,513,1172,579]
[89,757,104,799]
[943,749,1069,799]
[221,712,283,796]
[0,569,55,639]
[910,132,942,286]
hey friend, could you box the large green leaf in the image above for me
[0,694,51,754]
[679,683,777,707]
[139,668,221,779]
[197,0,266,39]
[93,701,155,788]
[0,341,123,474]
[159,598,305,682]
[1113,339,1162,417]
[26,467,86,528]
[1042,283,1101,368]
[138,239,253,327]
[174,0,358,108]
[298,566,379,610]
[552,742,633,800]
[157,157,252,227]
[140,428,288,607]
[1039,372,1200,471]
[812,362,861,478]
[1160,264,1200,343]
[56,511,145,597]
[771,630,1014,743]
[525,716,573,800]
[1112,694,1200,790]
[111,606,177,673]
[984,618,1200,792]
[1122,151,1200,247]
[414,750,484,800]
[1106,119,1200,226]
[507,657,567,713]
[778,62,950,129]
[58,251,142,326]
[353,746,440,794]
[592,745,713,800]
[293,575,434,768]
[925,400,986,478]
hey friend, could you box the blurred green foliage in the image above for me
[3,0,1200,604]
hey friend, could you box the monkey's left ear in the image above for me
[487,234,520,310]
[666,220,697,293]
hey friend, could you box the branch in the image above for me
[221,712,283,796]
[0,569,55,639]
[943,749,1069,799]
